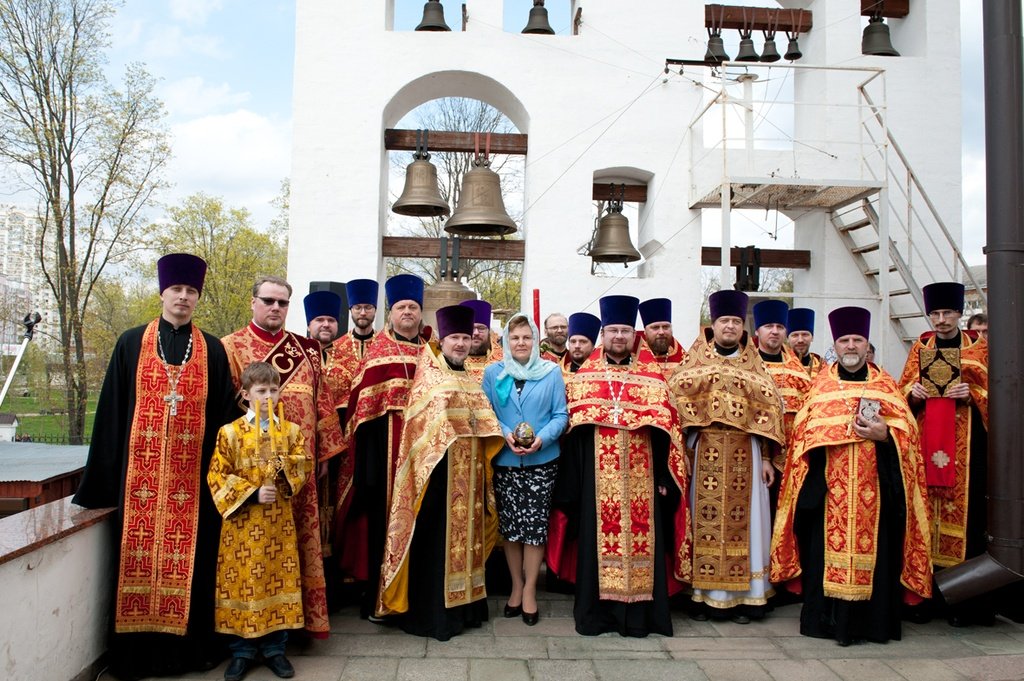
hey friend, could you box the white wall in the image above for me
[289,0,962,352]
[0,508,111,681]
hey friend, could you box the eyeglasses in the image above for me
[256,296,290,307]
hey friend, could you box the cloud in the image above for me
[169,0,224,25]
[143,24,226,60]
[162,110,292,230]
[158,76,250,118]
[961,151,986,266]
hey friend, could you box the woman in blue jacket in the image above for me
[482,313,569,626]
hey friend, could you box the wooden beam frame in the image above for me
[382,236,810,269]
[861,0,909,19]
[701,246,810,269]
[384,129,528,155]
[705,4,813,33]
[383,236,525,261]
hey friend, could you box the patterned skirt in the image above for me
[493,459,559,545]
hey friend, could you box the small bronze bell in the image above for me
[415,0,451,32]
[705,29,730,63]
[760,32,781,62]
[862,15,900,56]
[736,38,759,61]
[784,34,802,61]
[589,189,641,265]
[444,157,517,236]
[393,130,450,217]
[522,0,555,35]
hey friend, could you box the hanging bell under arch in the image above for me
[444,158,517,236]
[522,0,555,35]
[862,15,900,56]
[393,158,450,217]
[705,29,730,63]
[415,0,451,32]
[589,206,641,265]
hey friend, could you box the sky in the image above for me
[90,1,986,262]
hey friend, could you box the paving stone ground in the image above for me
[136,592,1024,681]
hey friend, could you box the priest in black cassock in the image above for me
[73,253,240,680]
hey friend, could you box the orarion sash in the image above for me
[922,397,957,487]
[116,320,208,634]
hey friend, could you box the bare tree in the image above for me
[387,97,524,311]
[0,0,170,442]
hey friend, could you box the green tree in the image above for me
[0,0,170,443]
[83,272,158,386]
[147,193,287,338]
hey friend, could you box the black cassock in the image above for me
[552,425,681,638]
[794,365,907,645]
[73,318,239,679]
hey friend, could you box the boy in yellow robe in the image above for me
[208,362,311,681]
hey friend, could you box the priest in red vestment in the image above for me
[73,253,241,680]
[771,306,932,646]
[898,281,993,626]
[221,276,345,638]
[638,298,685,376]
[338,274,429,620]
[549,295,691,637]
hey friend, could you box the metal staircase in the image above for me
[830,86,988,348]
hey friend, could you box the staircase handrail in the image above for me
[858,86,988,307]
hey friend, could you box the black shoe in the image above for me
[690,611,709,622]
[224,657,252,681]
[522,610,539,626]
[948,615,970,628]
[730,614,751,624]
[504,602,523,618]
[265,654,295,679]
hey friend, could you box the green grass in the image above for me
[4,393,98,442]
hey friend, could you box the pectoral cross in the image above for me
[164,387,183,416]
[609,405,623,425]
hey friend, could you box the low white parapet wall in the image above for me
[0,497,113,681]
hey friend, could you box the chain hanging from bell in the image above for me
[393,130,450,217]
[415,0,451,32]
[589,184,641,266]
[444,132,517,236]
[760,10,781,62]
[862,14,900,56]
[522,0,555,35]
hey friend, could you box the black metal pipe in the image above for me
[936,0,1024,603]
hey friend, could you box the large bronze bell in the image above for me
[522,0,555,35]
[589,205,641,264]
[415,0,451,32]
[862,15,900,56]
[444,158,517,236]
[393,131,450,217]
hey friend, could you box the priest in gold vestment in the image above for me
[771,306,932,646]
[376,305,504,640]
[669,289,785,624]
